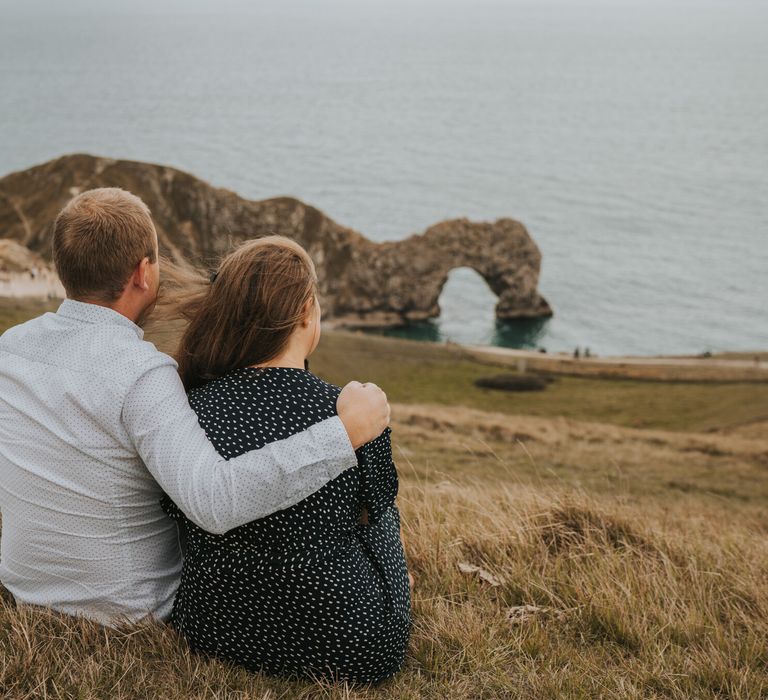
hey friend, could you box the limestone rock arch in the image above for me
[0,154,552,325]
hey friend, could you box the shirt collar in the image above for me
[57,299,145,339]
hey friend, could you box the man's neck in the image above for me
[76,296,142,325]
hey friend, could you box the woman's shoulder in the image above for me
[186,369,243,409]
[187,367,341,415]
[184,367,343,459]
[302,369,342,398]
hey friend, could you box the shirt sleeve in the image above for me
[356,427,398,524]
[122,363,357,534]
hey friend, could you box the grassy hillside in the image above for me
[0,298,59,333]
[310,332,768,433]
[1,302,767,698]
[2,410,766,699]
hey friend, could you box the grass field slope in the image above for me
[1,303,767,699]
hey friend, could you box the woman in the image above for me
[158,236,411,685]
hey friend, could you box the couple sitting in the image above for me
[0,188,411,685]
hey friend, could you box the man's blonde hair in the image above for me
[52,188,157,301]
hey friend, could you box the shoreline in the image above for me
[324,319,768,371]
[460,342,768,383]
[325,329,768,384]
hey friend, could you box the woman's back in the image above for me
[165,366,411,685]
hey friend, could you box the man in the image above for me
[0,188,389,625]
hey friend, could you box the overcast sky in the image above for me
[2,0,760,15]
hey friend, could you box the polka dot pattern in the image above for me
[163,367,412,685]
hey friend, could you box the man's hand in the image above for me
[337,381,390,449]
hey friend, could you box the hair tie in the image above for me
[209,271,219,284]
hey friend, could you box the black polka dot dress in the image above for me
[162,367,411,685]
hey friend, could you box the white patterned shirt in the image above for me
[0,300,355,624]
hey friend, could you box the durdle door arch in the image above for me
[328,218,553,327]
[0,154,552,327]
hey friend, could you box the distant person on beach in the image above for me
[155,236,411,685]
[0,188,389,625]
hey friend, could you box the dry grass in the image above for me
[391,403,768,507]
[2,301,767,698]
[2,403,767,699]
[1,491,765,699]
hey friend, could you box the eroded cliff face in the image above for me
[0,239,64,299]
[0,154,552,324]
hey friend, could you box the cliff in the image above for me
[0,154,552,324]
[0,239,64,299]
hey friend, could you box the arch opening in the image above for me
[436,267,498,345]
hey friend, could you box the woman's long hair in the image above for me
[152,236,318,390]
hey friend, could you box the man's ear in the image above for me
[133,257,152,291]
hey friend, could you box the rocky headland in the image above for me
[0,154,552,326]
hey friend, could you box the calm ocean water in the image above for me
[1,0,766,356]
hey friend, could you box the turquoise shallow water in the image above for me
[1,0,766,355]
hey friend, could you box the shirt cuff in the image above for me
[311,415,357,479]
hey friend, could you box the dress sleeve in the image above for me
[356,427,398,524]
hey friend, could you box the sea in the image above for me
[1,0,766,356]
